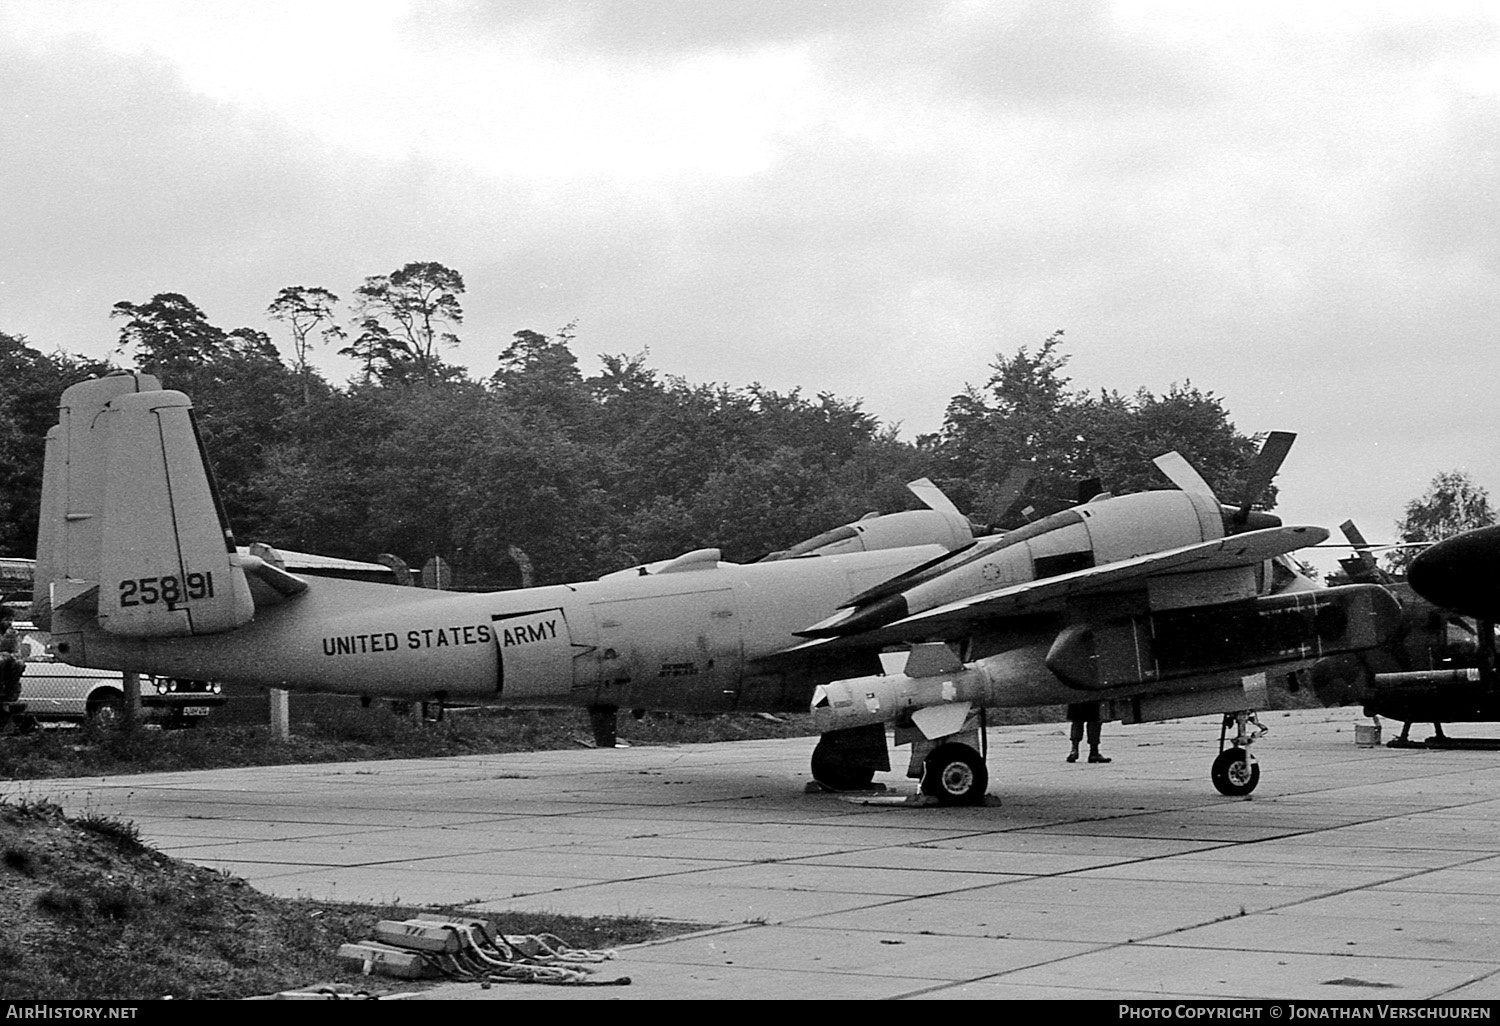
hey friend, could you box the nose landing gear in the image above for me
[1211,711,1266,797]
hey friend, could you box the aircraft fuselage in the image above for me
[50,546,945,712]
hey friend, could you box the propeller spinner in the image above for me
[1407,525,1500,621]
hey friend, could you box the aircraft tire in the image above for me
[920,742,989,805]
[810,748,876,791]
[810,724,886,791]
[87,689,126,728]
[1211,747,1259,797]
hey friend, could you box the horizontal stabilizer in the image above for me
[238,553,309,606]
[50,583,98,617]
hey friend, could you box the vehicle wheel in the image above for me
[920,742,989,805]
[1211,747,1260,796]
[810,746,877,791]
[87,690,126,727]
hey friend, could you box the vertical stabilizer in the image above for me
[34,375,161,628]
[35,376,255,637]
[98,390,254,636]
[32,425,62,629]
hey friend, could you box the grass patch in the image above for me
[0,705,819,780]
[0,799,691,1000]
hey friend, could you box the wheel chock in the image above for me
[372,919,464,953]
[412,913,498,947]
[335,941,436,979]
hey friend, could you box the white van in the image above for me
[3,622,224,728]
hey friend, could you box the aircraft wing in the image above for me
[779,524,1328,654]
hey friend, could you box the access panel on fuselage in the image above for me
[591,589,742,711]
[491,607,588,701]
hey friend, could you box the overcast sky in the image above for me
[2,0,1497,570]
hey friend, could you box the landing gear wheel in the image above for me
[1211,747,1259,796]
[810,724,887,792]
[920,742,989,805]
[87,690,125,728]
[810,747,876,791]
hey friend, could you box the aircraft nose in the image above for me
[1407,525,1500,620]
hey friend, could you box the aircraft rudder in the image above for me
[97,389,255,636]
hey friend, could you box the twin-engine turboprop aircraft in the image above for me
[34,374,1401,803]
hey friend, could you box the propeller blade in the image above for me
[991,462,1033,519]
[1338,520,1386,583]
[1235,431,1297,522]
[1340,520,1372,550]
[1153,451,1218,505]
[906,478,963,518]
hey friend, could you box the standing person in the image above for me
[0,607,24,705]
[1066,702,1111,764]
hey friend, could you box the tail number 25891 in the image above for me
[119,572,216,609]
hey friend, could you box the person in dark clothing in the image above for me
[1066,701,1111,763]
[0,608,24,705]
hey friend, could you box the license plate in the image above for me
[183,705,210,716]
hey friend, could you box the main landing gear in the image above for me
[918,741,989,805]
[809,723,889,792]
[1212,711,1266,797]
[809,718,991,806]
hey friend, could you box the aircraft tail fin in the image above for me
[34,375,256,638]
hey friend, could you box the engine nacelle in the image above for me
[763,508,973,561]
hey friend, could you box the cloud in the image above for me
[429,0,911,56]
[0,30,503,361]
[3,0,1500,552]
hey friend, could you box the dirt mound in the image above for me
[0,800,409,1000]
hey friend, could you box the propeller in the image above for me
[1235,431,1297,527]
[1337,520,1389,585]
[969,462,1034,533]
[1153,431,1297,536]
[906,478,963,518]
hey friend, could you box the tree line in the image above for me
[6,260,1464,588]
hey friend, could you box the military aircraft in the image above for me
[33,374,1400,803]
[1291,523,1491,745]
[1343,524,1500,738]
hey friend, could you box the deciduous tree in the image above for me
[267,286,343,403]
[1389,470,1495,572]
[935,331,1266,526]
[344,262,465,383]
[0,333,112,556]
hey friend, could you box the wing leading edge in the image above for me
[779,524,1329,655]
